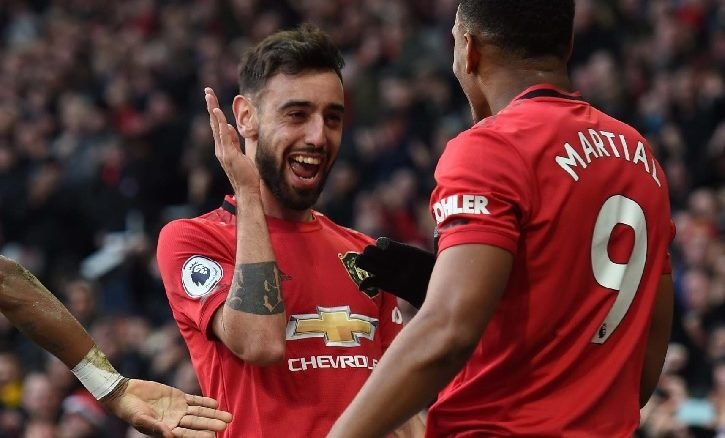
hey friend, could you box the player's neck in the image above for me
[259,184,314,222]
[482,61,571,116]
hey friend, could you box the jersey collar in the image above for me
[221,195,323,233]
[513,83,584,102]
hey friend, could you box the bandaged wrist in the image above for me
[71,346,125,400]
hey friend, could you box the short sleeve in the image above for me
[431,128,533,255]
[156,219,234,339]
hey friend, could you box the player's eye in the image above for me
[288,112,306,121]
[326,114,343,128]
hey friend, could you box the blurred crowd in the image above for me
[0,0,722,437]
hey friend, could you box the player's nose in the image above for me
[304,114,326,148]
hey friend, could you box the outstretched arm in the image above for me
[0,256,232,438]
[328,244,512,437]
[0,256,94,371]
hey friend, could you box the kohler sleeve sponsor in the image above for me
[432,194,490,224]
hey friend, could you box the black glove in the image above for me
[356,237,435,309]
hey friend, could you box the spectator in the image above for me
[0,0,722,434]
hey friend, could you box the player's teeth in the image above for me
[292,156,321,165]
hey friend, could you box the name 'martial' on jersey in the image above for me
[433,194,490,224]
[554,129,662,187]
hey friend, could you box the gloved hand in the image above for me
[356,237,435,309]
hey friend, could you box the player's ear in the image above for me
[232,95,258,140]
[463,32,480,75]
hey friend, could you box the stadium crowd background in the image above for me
[0,0,723,436]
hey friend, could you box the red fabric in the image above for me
[157,198,402,438]
[426,84,676,437]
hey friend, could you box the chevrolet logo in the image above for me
[286,306,378,347]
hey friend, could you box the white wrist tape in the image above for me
[71,346,125,400]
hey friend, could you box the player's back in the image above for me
[427,86,674,437]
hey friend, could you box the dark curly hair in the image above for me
[238,24,345,96]
[458,0,575,59]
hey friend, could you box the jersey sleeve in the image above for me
[431,128,534,255]
[378,292,404,352]
[156,219,233,339]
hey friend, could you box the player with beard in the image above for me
[156,26,421,437]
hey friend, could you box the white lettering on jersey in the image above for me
[181,256,223,298]
[555,130,662,187]
[589,129,610,158]
[555,143,587,181]
[579,131,598,163]
[600,131,620,157]
[632,141,650,173]
[433,194,490,224]
[620,134,631,161]
[288,355,379,372]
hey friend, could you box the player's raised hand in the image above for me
[204,87,260,194]
[102,378,232,438]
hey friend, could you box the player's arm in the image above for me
[377,287,426,437]
[206,88,286,365]
[0,256,232,437]
[0,257,94,377]
[392,413,426,438]
[639,274,673,408]
[328,243,513,438]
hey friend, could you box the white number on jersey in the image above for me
[590,195,647,344]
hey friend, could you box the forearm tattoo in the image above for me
[226,262,285,315]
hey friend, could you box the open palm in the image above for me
[204,87,261,193]
[104,379,232,437]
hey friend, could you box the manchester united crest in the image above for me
[338,251,379,298]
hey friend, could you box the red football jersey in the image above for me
[157,197,402,438]
[426,85,675,437]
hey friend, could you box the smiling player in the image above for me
[156,26,421,437]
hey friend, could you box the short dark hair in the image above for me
[238,25,345,96]
[458,0,575,59]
